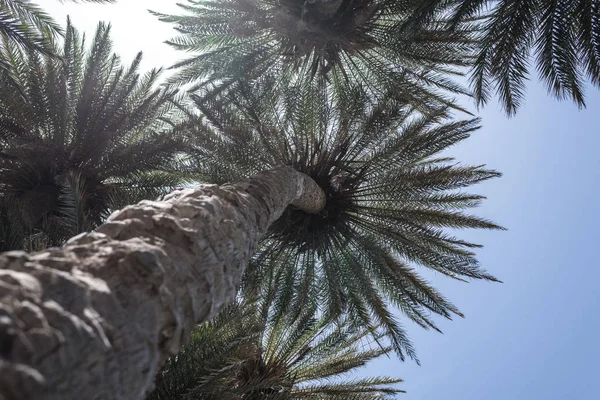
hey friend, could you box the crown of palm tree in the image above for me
[152,0,482,113]
[182,77,503,362]
[0,19,190,251]
[149,296,404,399]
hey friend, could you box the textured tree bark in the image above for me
[0,166,325,400]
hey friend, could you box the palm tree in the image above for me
[0,77,499,399]
[181,77,502,362]
[148,296,403,399]
[0,164,327,399]
[0,19,189,251]
[403,0,600,115]
[151,0,482,113]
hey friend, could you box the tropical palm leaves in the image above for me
[0,0,60,54]
[183,77,502,362]
[148,295,404,399]
[403,0,600,115]
[0,19,189,251]
[0,1,116,84]
[473,0,600,115]
[152,0,482,114]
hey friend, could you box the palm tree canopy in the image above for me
[152,0,482,114]
[148,296,404,399]
[182,77,503,362]
[405,0,600,115]
[0,19,189,251]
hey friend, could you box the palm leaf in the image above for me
[148,296,404,399]
[411,0,600,114]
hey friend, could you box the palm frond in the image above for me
[148,297,404,399]
[184,77,502,361]
[0,0,62,53]
[400,0,600,114]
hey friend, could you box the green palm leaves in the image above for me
[0,0,59,54]
[153,0,481,113]
[185,78,502,361]
[474,0,600,115]
[1,0,59,88]
[403,0,600,114]
[149,2,502,363]
[0,0,56,51]
[149,298,404,399]
[0,19,188,251]
[0,1,116,81]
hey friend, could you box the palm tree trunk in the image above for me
[0,166,325,400]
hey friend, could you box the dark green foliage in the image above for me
[0,19,190,251]
[183,77,502,362]
[477,0,599,115]
[151,0,482,113]
[0,0,61,55]
[1,0,59,91]
[148,295,404,399]
[405,0,600,115]
[0,1,116,84]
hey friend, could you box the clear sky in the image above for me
[42,1,600,399]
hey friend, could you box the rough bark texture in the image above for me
[0,167,325,400]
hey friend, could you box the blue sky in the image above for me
[377,81,600,399]
[43,1,600,399]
